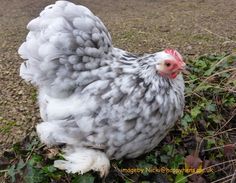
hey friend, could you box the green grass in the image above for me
[0,53,235,183]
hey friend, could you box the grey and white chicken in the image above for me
[18,1,185,176]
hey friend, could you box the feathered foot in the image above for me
[54,147,110,177]
[36,122,63,146]
[36,121,77,146]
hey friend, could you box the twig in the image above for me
[25,145,36,163]
[185,53,236,85]
[112,163,135,183]
[195,68,236,90]
[196,25,236,43]
[212,165,231,175]
[202,143,236,153]
[176,159,236,183]
[189,67,236,95]
[230,169,236,183]
[213,54,235,68]
[213,128,236,137]
[215,109,236,135]
[211,173,235,183]
[185,91,204,99]
[0,170,8,173]
[185,78,200,83]
[185,84,236,98]
[25,142,45,163]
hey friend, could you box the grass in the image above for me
[0,118,18,134]
[0,53,235,183]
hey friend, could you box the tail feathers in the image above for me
[18,0,113,96]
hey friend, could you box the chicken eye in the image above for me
[165,62,171,67]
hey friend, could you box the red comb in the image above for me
[164,49,183,63]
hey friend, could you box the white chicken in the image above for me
[18,1,185,176]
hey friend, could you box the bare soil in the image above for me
[0,0,236,153]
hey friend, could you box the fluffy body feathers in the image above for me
[19,1,185,176]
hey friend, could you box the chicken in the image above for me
[18,1,185,176]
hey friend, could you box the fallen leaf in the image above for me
[185,154,203,170]
[45,148,59,159]
[223,144,236,158]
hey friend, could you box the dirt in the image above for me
[0,0,236,154]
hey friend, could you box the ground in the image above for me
[0,0,235,182]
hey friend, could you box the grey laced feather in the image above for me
[19,1,185,160]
